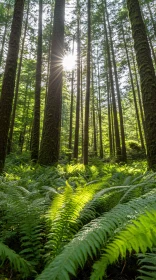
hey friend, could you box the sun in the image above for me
[63,54,76,71]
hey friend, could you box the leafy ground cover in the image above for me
[0,153,156,279]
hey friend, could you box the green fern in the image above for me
[0,242,32,277]
[0,184,46,267]
[137,249,156,280]
[90,210,156,280]
[36,189,156,280]
[44,182,101,261]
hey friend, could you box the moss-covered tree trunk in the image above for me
[0,0,25,173]
[127,0,156,170]
[39,0,65,165]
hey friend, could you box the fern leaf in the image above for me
[37,190,156,280]
[0,242,32,276]
[91,210,156,280]
[137,250,156,280]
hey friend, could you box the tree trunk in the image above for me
[39,0,65,165]
[106,4,127,162]
[122,24,145,150]
[127,0,156,170]
[80,59,84,158]
[107,72,113,157]
[97,58,103,159]
[0,0,25,173]
[103,1,121,162]
[92,66,97,156]
[0,4,10,66]
[7,0,30,154]
[68,37,75,162]
[31,0,42,162]
[131,47,145,133]
[74,1,80,160]
[83,0,91,165]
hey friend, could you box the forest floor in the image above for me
[0,152,154,279]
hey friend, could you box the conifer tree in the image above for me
[39,0,65,165]
[0,0,25,173]
[127,0,156,170]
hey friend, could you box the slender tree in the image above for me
[127,0,156,170]
[7,0,30,154]
[74,1,81,160]
[39,0,65,165]
[31,0,42,162]
[84,0,91,165]
[0,0,25,173]
[106,4,127,162]
[68,36,75,162]
[103,0,121,161]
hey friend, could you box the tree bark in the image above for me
[103,1,121,161]
[106,5,127,162]
[122,24,145,150]
[68,37,75,162]
[39,0,65,165]
[83,0,91,165]
[74,1,81,160]
[0,0,25,173]
[127,0,156,170]
[31,0,42,162]
[7,0,30,154]
[92,66,97,156]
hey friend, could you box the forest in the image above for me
[0,0,156,279]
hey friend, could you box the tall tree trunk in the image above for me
[68,37,75,162]
[7,0,30,154]
[103,1,121,161]
[80,59,84,157]
[131,47,145,133]
[127,0,156,170]
[19,79,29,153]
[92,66,97,156]
[122,24,145,150]
[106,72,113,157]
[106,4,127,162]
[0,0,25,173]
[83,0,91,165]
[0,4,10,66]
[74,2,80,160]
[39,0,65,165]
[97,58,103,158]
[141,11,156,66]
[31,0,42,162]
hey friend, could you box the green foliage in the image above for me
[137,249,156,280]
[126,140,146,160]
[36,189,156,280]
[91,209,156,279]
[1,157,156,279]
[0,242,32,278]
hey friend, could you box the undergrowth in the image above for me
[0,153,156,279]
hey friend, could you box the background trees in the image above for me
[0,0,156,170]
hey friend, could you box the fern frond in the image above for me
[45,182,100,260]
[0,242,32,277]
[37,190,156,280]
[137,249,156,280]
[91,210,156,280]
